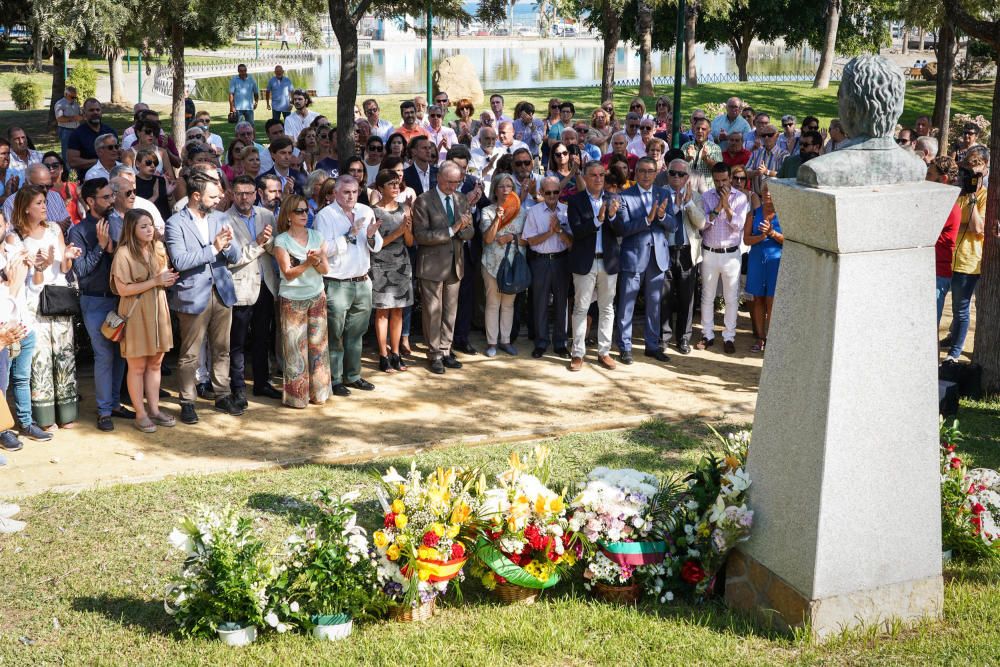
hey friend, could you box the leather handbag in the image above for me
[100,293,142,342]
[39,284,80,317]
[496,241,531,295]
[227,111,239,124]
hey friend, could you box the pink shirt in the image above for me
[700,188,749,249]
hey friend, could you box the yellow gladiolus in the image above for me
[446,524,460,539]
[391,499,405,514]
[563,550,577,566]
[373,531,389,549]
[395,514,409,529]
[549,496,565,513]
[450,502,471,525]
[386,544,401,561]
[398,484,407,496]
[534,496,548,515]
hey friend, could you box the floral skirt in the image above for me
[279,294,331,408]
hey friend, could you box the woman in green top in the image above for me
[272,194,332,408]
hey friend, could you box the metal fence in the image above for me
[597,70,843,87]
[152,53,317,96]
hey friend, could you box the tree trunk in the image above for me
[32,34,44,72]
[901,25,908,55]
[919,27,926,51]
[684,1,698,86]
[599,0,620,103]
[108,50,127,106]
[973,68,1000,394]
[509,0,516,37]
[170,22,186,150]
[331,10,359,160]
[48,46,67,131]
[637,2,653,96]
[813,0,841,89]
[733,37,750,81]
[933,19,956,155]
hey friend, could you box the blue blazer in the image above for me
[262,167,307,196]
[612,184,675,274]
[403,164,439,196]
[566,190,622,276]
[165,208,241,314]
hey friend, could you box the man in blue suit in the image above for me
[403,135,439,195]
[567,161,623,372]
[612,156,675,364]
[165,171,243,424]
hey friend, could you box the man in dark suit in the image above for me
[403,135,439,195]
[262,136,306,195]
[612,156,675,364]
[411,161,475,374]
[566,161,623,371]
[659,159,706,355]
[165,172,243,424]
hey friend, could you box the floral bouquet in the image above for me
[372,463,481,614]
[646,429,754,602]
[568,467,666,596]
[940,420,1000,563]
[473,447,580,600]
[266,491,387,635]
[164,507,275,638]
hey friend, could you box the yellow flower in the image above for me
[398,484,407,496]
[481,571,497,590]
[549,496,565,514]
[450,502,472,525]
[697,522,711,538]
[534,496,548,515]
[418,567,432,581]
[418,546,438,560]
[391,499,405,514]
[431,522,446,538]
[395,514,409,529]
[373,531,389,550]
[396,534,409,547]
[562,550,577,566]
[386,544,401,561]
[446,524,460,539]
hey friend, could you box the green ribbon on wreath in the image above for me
[474,537,561,590]
[599,540,668,566]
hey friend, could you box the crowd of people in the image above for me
[0,65,988,512]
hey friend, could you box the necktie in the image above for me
[445,195,454,225]
[642,190,650,214]
[673,193,686,246]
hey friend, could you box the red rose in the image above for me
[384,513,396,528]
[524,524,544,550]
[950,457,962,469]
[972,503,985,515]
[422,531,440,547]
[946,444,956,452]
[506,551,523,565]
[680,561,706,585]
[546,545,560,562]
[451,543,465,560]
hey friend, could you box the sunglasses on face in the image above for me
[550,104,560,109]
[291,208,309,214]
[895,138,910,145]
[43,162,61,170]
[667,170,688,178]
[364,108,378,114]
[542,190,561,195]
[732,176,748,182]
[121,189,135,197]
[804,125,818,131]
[640,126,653,131]
[435,99,448,105]
[553,151,568,157]
[514,160,532,167]
[367,145,384,152]
[429,114,442,118]
[102,144,120,150]
[799,142,814,148]
[783,122,795,127]
[760,133,776,138]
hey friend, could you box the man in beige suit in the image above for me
[226,174,281,406]
[411,161,475,374]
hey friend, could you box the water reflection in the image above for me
[193,43,817,101]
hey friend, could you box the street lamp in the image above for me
[671,0,685,149]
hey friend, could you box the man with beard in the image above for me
[284,90,320,142]
[67,98,117,181]
[69,178,135,431]
[256,173,283,213]
[777,130,823,178]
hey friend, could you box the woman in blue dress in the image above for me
[743,182,784,353]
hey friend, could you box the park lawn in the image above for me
[2,79,993,156]
[0,412,998,666]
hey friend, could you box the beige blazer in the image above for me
[226,205,278,306]
[681,190,707,266]
[412,189,474,282]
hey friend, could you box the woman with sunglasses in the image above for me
[224,139,248,179]
[652,97,673,135]
[123,120,171,179]
[370,169,414,373]
[315,127,339,177]
[480,173,528,357]
[272,194,331,408]
[628,97,653,122]
[450,99,479,147]
[363,136,385,186]
[343,157,371,206]
[546,141,579,197]
[134,148,172,222]
[601,101,621,133]
[40,152,83,226]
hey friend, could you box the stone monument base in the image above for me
[725,549,943,639]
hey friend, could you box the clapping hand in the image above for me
[653,195,669,221]
[256,224,273,246]
[64,243,82,260]
[607,198,620,218]
[466,181,482,205]
[305,248,323,267]
[522,177,537,199]
[96,220,111,251]
[759,220,772,237]
[495,206,505,224]
[4,175,19,196]
[33,246,54,271]
[756,161,768,176]
[156,268,180,287]
[548,213,561,234]
[213,224,233,252]
[0,321,28,349]
[366,218,382,239]
[401,208,413,233]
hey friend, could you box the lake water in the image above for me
[192,42,818,102]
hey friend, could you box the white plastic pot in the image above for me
[311,615,353,641]
[216,623,257,646]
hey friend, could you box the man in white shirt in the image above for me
[1,164,70,230]
[628,119,655,158]
[54,86,82,162]
[498,121,529,155]
[361,98,395,141]
[7,127,41,171]
[313,175,383,395]
[489,94,513,124]
[283,90,320,142]
[523,176,573,358]
[425,105,459,163]
[84,133,122,182]
[470,127,503,190]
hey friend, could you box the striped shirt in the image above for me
[746,146,788,194]
[700,188,749,250]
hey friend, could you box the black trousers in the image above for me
[661,246,697,346]
[230,282,276,390]
[454,243,477,346]
[529,252,570,350]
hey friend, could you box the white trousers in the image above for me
[571,260,617,358]
[700,250,741,342]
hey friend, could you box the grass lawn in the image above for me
[2,79,993,157]
[1,410,998,666]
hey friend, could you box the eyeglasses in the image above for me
[895,138,910,145]
[656,103,668,107]
[799,142,814,148]
[513,160,532,167]
[732,176,748,182]
[141,128,155,135]
[318,133,330,140]
[43,162,61,170]
[640,126,653,131]
[367,145,384,152]
[435,99,448,105]
[550,104,560,109]
[804,125,819,131]
[760,133,776,138]
[291,207,309,214]
[783,122,795,127]
[667,170,688,178]
[122,189,136,198]
[102,144,120,150]
[429,114,442,118]
[364,108,378,114]
[630,104,642,109]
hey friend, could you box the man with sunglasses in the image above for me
[432,92,456,124]
[361,99,394,141]
[84,134,123,183]
[777,130,823,178]
[107,165,165,235]
[710,97,752,143]
[628,119,656,158]
[524,176,573,359]
[1,163,70,231]
[68,98,117,181]
[745,124,787,194]
[658,160,705,355]
[895,128,915,152]
[743,112,772,152]
[54,86,82,163]
[426,105,459,163]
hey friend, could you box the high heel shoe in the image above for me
[379,355,395,373]
[389,352,408,372]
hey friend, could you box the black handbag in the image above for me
[496,241,531,295]
[39,284,81,317]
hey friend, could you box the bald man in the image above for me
[710,97,752,143]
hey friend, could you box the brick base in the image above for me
[724,548,943,640]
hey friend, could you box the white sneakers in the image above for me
[0,503,24,533]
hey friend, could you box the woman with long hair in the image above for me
[272,194,331,408]
[133,148,172,222]
[546,141,578,194]
[450,99,479,147]
[111,209,179,432]
[316,126,339,176]
[296,126,320,173]
[384,132,407,163]
[10,185,82,432]
[479,174,528,357]
[370,170,414,373]
[652,96,673,134]
[41,152,83,227]
[743,182,783,353]
[223,138,248,180]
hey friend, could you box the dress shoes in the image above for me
[196,382,215,399]
[619,351,633,365]
[332,383,351,397]
[442,355,463,369]
[695,337,714,350]
[677,341,691,355]
[347,378,375,391]
[429,359,446,375]
[598,354,617,370]
[233,388,249,410]
[531,347,545,359]
[554,347,570,359]
[644,349,670,363]
[453,342,478,355]
[569,357,583,372]
[179,403,199,425]
[253,383,283,400]
[214,394,245,416]
[111,406,136,419]
[723,340,736,354]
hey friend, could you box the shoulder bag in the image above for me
[496,240,531,295]
[39,284,81,317]
[100,293,143,343]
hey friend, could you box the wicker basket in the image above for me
[594,581,642,604]
[389,598,436,623]
[494,581,539,605]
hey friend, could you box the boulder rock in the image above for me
[433,56,484,107]
[921,62,937,81]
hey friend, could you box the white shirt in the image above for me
[626,133,647,158]
[134,196,166,235]
[313,202,384,279]
[284,110,320,142]
[501,139,529,155]
[426,126,459,163]
[9,149,42,171]
[523,201,569,254]
[588,192,605,255]
[413,163,432,193]
[370,118,395,141]
[84,161,122,182]
[435,187,460,236]
[207,133,225,154]
[256,142,274,172]
[187,206,211,245]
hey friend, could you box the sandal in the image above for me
[750,339,766,353]
[379,355,396,373]
[133,417,157,433]
[149,412,176,427]
[390,352,408,372]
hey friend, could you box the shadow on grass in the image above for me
[71,594,174,637]
[953,399,1000,470]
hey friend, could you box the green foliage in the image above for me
[9,78,42,110]
[940,420,1000,564]
[66,61,97,100]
